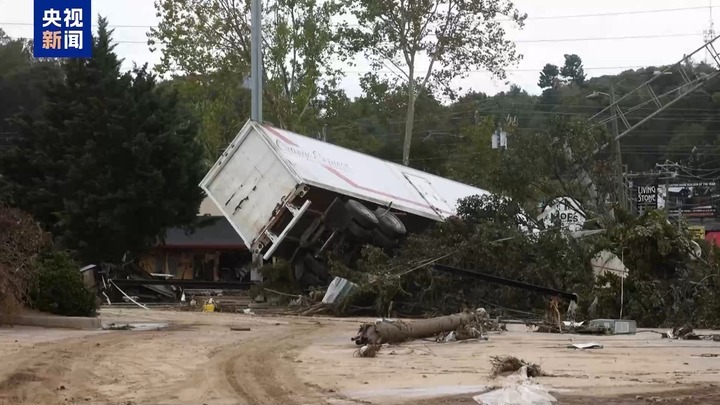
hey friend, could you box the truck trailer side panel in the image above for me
[259,125,491,221]
[199,123,302,249]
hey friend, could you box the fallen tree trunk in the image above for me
[352,309,486,345]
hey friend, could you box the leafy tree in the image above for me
[538,63,559,89]
[0,17,206,264]
[342,0,527,166]
[489,118,611,216]
[0,30,63,203]
[149,0,349,158]
[442,115,498,188]
[560,54,586,86]
[29,250,98,317]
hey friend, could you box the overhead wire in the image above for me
[0,4,713,29]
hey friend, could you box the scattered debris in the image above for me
[567,342,603,350]
[230,327,251,331]
[662,324,719,341]
[696,353,719,358]
[474,366,557,405]
[322,277,357,305]
[490,356,546,378]
[109,280,149,310]
[354,344,382,358]
[105,323,134,330]
[443,331,457,342]
[202,298,215,312]
[537,318,636,335]
[352,309,489,345]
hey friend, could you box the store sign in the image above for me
[688,226,705,240]
[635,184,658,214]
[538,197,585,232]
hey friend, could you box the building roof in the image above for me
[199,196,223,216]
[161,216,247,249]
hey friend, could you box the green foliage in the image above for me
[586,210,720,327]
[538,63,559,89]
[0,17,206,264]
[29,250,97,317]
[329,193,720,328]
[253,258,301,296]
[330,194,595,317]
[341,0,526,165]
[490,117,611,213]
[149,0,350,159]
[560,54,586,86]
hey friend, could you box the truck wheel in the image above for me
[346,219,370,240]
[304,254,330,282]
[370,228,398,249]
[345,199,379,229]
[294,260,306,281]
[299,271,322,288]
[374,208,406,238]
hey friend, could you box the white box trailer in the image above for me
[200,120,491,284]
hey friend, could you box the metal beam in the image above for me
[250,0,262,122]
[589,34,720,153]
[111,279,256,289]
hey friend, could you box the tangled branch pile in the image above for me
[490,355,546,378]
[0,205,51,317]
[322,187,720,328]
[329,195,596,318]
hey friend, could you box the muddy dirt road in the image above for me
[0,308,719,405]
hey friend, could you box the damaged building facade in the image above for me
[137,198,256,282]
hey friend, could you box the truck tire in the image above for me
[299,271,321,288]
[346,219,370,240]
[374,208,406,238]
[345,199,378,229]
[303,254,330,282]
[294,260,306,281]
[370,228,398,249]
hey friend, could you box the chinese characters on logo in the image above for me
[41,8,84,50]
[34,0,91,57]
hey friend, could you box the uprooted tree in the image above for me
[327,192,720,328]
[329,194,597,317]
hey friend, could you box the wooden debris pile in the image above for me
[490,355,547,378]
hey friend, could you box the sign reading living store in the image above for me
[33,0,92,58]
[635,184,658,214]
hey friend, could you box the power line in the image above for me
[0,5,711,29]
[7,32,704,46]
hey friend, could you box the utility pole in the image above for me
[250,0,262,122]
[609,84,626,210]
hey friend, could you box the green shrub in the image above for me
[29,250,98,317]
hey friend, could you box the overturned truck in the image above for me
[200,120,491,287]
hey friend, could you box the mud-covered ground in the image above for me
[0,308,718,404]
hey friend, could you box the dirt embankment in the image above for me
[1,309,719,405]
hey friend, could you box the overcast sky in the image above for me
[1,0,718,98]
